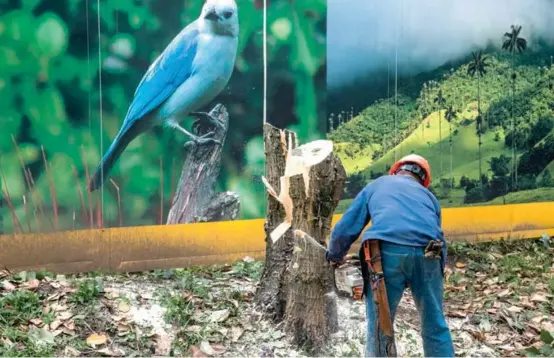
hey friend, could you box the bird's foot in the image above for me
[190,111,225,130]
[183,131,222,150]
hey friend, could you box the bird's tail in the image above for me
[88,125,139,192]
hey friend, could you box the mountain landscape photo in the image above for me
[327,0,554,210]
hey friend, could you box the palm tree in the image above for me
[434,88,446,178]
[467,50,489,190]
[445,104,457,188]
[502,24,527,189]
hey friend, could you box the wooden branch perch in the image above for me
[167,104,240,224]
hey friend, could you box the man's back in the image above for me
[363,175,444,247]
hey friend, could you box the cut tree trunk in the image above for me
[167,104,240,224]
[255,123,346,352]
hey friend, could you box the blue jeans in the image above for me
[364,241,454,357]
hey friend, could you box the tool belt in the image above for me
[359,240,397,357]
[424,239,445,276]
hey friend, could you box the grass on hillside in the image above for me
[360,107,513,185]
[543,160,554,176]
[334,142,378,174]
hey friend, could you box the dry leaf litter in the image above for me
[1,238,553,357]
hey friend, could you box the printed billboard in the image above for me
[327,0,554,212]
[0,0,327,235]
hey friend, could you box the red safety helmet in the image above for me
[389,154,432,188]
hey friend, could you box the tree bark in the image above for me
[255,123,346,352]
[255,124,298,320]
[166,104,240,224]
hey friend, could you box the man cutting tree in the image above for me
[326,154,455,357]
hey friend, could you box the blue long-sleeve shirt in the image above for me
[327,174,447,269]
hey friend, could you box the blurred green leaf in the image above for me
[35,12,68,58]
[0,10,35,43]
[0,110,22,152]
[271,17,292,41]
[109,33,135,59]
[291,8,318,76]
[245,135,265,176]
[21,0,41,11]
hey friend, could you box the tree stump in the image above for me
[255,123,346,352]
[167,104,240,224]
[254,124,298,319]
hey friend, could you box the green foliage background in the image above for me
[0,0,327,234]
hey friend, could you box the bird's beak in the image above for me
[204,8,220,21]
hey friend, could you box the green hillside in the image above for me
[331,45,554,206]
[364,108,512,183]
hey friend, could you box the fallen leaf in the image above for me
[154,332,173,356]
[531,293,548,303]
[218,327,228,336]
[507,305,523,313]
[46,292,61,301]
[30,318,44,326]
[210,309,230,323]
[200,341,215,355]
[97,347,124,356]
[230,300,239,309]
[455,262,466,268]
[86,333,108,347]
[211,343,226,355]
[117,301,130,313]
[2,280,16,291]
[51,329,63,337]
[498,344,515,352]
[62,327,76,336]
[50,303,68,312]
[497,289,511,298]
[104,291,120,300]
[185,325,202,333]
[27,279,40,289]
[190,346,208,357]
[140,293,153,300]
[50,320,62,331]
[231,326,244,342]
[64,346,81,356]
[479,319,492,333]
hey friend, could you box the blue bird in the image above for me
[88,0,239,192]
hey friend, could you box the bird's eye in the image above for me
[222,10,233,19]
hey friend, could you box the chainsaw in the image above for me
[332,254,364,300]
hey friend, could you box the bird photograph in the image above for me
[88,0,240,192]
[0,0,326,233]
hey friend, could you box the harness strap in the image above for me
[363,240,397,356]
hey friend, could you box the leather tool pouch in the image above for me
[424,239,445,276]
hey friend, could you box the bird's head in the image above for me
[199,0,239,37]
